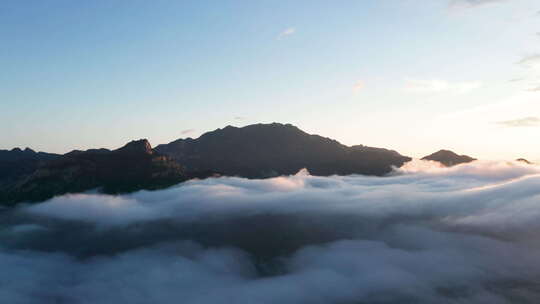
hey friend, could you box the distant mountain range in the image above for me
[0,122,494,206]
[421,150,476,167]
[0,148,60,183]
[0,140,198,205]
[516,158,533,164]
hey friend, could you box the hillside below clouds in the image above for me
[0,123,414,205]
[0,140,192,205]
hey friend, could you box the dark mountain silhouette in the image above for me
[0,148,60,183]
[155,123,411,178]
[0,140,192,206]
[0,123,412,206]
[421,150,476,167]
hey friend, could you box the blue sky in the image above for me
[2,0,540,160]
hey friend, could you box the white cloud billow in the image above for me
[3,160,540,303]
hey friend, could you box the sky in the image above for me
[1,0,540,160]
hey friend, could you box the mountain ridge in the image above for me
[0,148,60,184]
[421,149,476,167]
[0,139,190,205]
[155,122,411,178]
[1,123,493,206]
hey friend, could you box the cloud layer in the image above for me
[3,160,540,303]
[496,116,540,127]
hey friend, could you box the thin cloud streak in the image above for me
[449,0,509,9]
[277,27,296,40]
[496,116,540,127]
[181,129,196,135]
[517,54,540,69]
[404,78,482,94]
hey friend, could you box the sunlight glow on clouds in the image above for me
[421,91,540,160]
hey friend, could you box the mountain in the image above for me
[421,150,476,167]
[0,123,412,206]
[516,158,533,165]
[0,140,192,206]
[0,148,60,183]
[156,123,411,178]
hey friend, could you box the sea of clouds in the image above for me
[2,160,540,303]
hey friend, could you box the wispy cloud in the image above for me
[404,78,482,94]
[277,27,296,40]
[517,54,540,69]
[496,116,540,127]
[234,116,245,121]
[449,0,508,9]
[527,85,540,92]
[181,129,195,135]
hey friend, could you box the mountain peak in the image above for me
[156,123,411,177]
[422,150,476,167]
[116,139,154,155]
[8,147,36,154]
[516,158,532,165]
